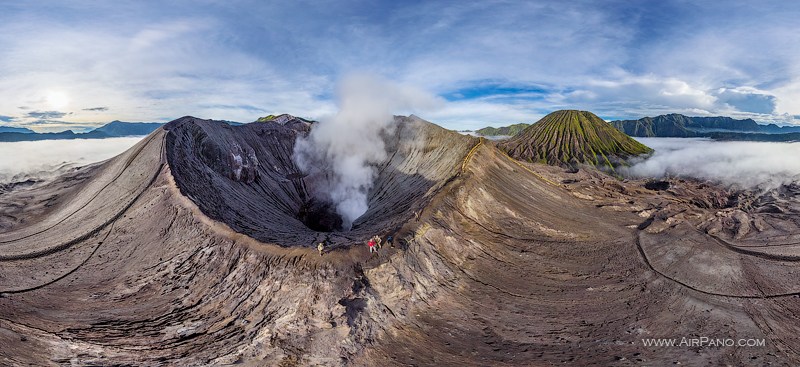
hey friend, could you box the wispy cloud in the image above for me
[0,1,799,130]
[82,106,109,111]
[21,119,97,133]
[25,111,70,119]
[198,104,268,114]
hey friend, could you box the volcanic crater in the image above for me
[165,114,476,247]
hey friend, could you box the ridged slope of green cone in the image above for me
[476,123,530,137]
[501,110,652,169]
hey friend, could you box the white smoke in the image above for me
[622,138,800,189]
[293,74,441,229]
[0,137,145,184]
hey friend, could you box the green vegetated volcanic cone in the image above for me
[501,110,653,169]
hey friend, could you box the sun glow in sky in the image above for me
[1,1,800,131]
[46,91,69,110]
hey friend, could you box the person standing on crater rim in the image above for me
[368,238,377,255]
[317,242,325,256]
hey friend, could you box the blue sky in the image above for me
[1,0,800,131]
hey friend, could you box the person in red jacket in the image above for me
[368,239,377,254]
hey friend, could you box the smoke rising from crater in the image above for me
[293,74,442,230]
[622,138,800,189]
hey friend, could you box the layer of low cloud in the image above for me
[622,138,800,189]
[0,137,144,184]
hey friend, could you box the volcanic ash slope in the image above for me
[0,113,798,366]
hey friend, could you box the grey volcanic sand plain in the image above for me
[1,115,800,365]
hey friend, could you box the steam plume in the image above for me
[293,74,441,229]
[622,138,800,189]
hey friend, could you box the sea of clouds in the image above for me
[622,137,800,189]
[0,137,145,184]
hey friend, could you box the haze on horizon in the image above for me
[2,1,800,132]
[0,136,144,183]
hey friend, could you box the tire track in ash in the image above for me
[0,136,166,294]
[0,133,166,262]
[634,231,800,299]
[0,219,117,294]
[0,131,161,245]
[707,233,800,261]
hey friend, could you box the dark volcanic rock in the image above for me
[644,180,670,191]
[298,198,343,232]
[0,179,39,193]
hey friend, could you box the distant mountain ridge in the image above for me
[475,123,530,137]
[0,116,300,142]
[0,121,165,142]
[611,114,800,137]
[0,126,35,134]
[0,130,110,142]
[93,121,165,136]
